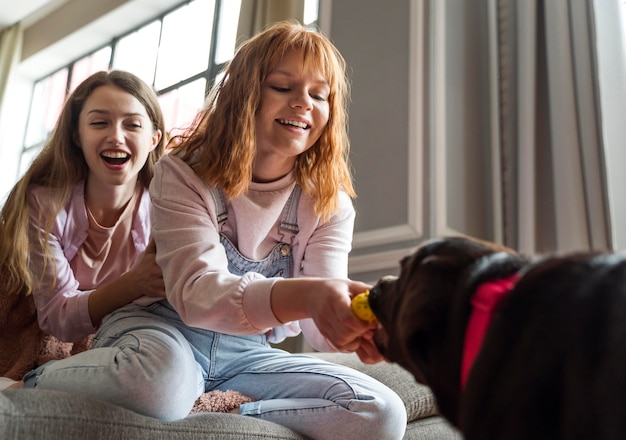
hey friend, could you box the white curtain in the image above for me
[494,0,611,253]
[0,23,23,156]
[0,23,22,103]
[0,23,24,201]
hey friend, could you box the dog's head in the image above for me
[368,236,520,418]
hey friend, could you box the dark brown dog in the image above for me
[368,236,626,440]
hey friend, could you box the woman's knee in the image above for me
[348,381,407,439]
[111,329,203,419]
[371,389,407,439]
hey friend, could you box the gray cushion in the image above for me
[404,416,462,440]
[0,352,461,440]
[0,389,307,439]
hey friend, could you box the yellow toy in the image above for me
[351,290,377,324]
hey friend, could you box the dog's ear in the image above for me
[391,254,462,373]
[391,329,430,384]
[394,246,479,381]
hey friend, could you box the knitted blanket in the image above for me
[0,292,253,413]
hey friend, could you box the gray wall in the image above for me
[332,2,411,236]
[331,1,415,282]
[329,0,496,282]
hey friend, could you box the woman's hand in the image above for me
[129,238,166,299]
[87,238,165,326]
[308,279,372,352]
[271,278,378,354]
[355,330,386,364]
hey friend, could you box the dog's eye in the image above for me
[421,256,440,265]
[421,255,453,267]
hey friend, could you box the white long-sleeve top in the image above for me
[149,154,356,351]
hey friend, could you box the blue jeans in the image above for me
[24,301,407,440]
[25,187,406,439]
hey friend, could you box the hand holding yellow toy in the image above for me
[351,290,377,324]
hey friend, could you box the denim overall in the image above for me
[24,185,406,440]
[213,184,300,280]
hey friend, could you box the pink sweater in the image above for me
[149,154,355,351]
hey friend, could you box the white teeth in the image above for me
[101,151,129,159]
[279,119,308,129]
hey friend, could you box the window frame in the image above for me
[18,0,235,174]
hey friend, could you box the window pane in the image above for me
[24,69,69,147]
[159,78,207,138]
[622,0,626,55]
[155,0,215,89]
[215,0,242,64]
[19,146,43,177]
[69,46,112,92]
[304,0,319,25]
[112,21,161,86]
[20,0,239,179]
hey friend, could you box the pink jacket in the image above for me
[149,154,355,351]
[29,182,152,342]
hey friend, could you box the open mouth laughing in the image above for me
[101,151,130,166]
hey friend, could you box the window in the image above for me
[20,0,240,177]
[19,0,319,176]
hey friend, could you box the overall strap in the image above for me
[278,185,301,242]
[208,186,228,231]
[209,184,301,238]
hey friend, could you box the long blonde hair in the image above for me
[0,70,165,297]
[171,21,355,222]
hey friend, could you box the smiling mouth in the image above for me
[278,119,309,129]
[101,151,130,165]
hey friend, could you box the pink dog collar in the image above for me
[461,274,518,390]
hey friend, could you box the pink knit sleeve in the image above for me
[150,155,284,334]
[28,188,97,342]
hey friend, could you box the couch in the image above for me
[0,352,461,439]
